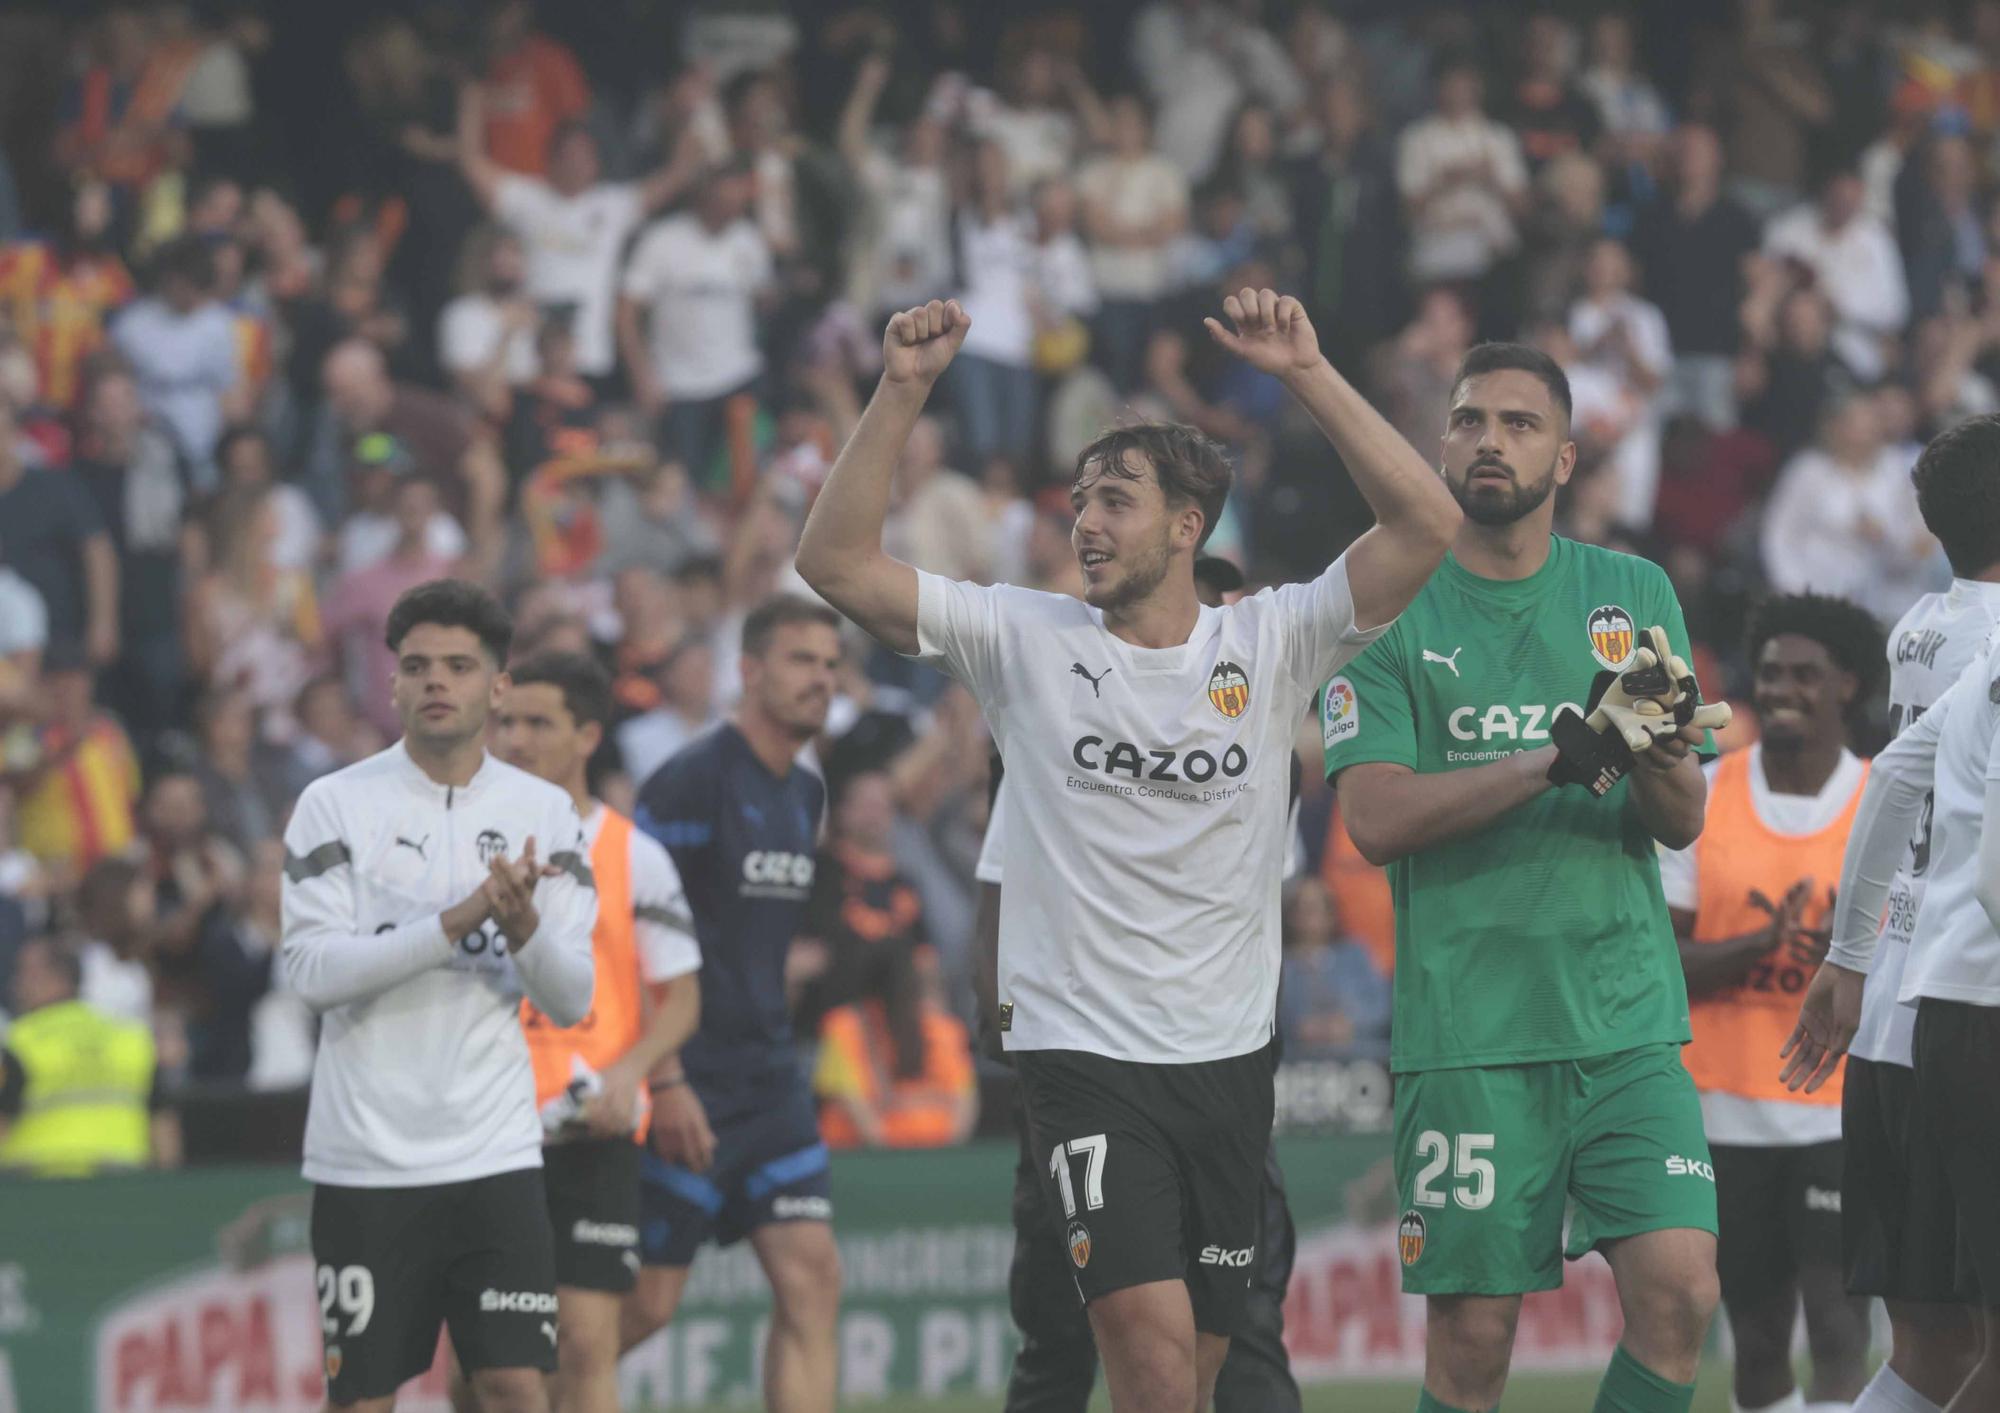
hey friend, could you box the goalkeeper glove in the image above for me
[1548,626,1732,796]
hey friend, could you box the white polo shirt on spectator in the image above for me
[1077,154,1189,302]
[111,297,239,477]
[493,175,646,376]
[622,213,773,401]
[1396,116,1528,283]
[1764,205,1909,381]
[438,293,539,385]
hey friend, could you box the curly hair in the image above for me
[1912,413,2000,576]
[1744,592,1886,700]
[384,579,513,664]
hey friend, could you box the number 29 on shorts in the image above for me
[1412,1130,1495,1210]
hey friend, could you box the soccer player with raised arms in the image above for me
[798,289,1460,1413]
[1322,343,1729,1413]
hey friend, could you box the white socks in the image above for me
[1851,1363,1943,1413]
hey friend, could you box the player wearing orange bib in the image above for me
[1661,594,1885,1413]
[489,652,701,1413]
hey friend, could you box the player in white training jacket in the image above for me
[282,578,596,1413]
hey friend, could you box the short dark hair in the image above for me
[1744,592,1886,700]
[214,423,270,470]
[507,650,613,731]
[1072,423,1234,550]
[384,579,513,663]
[1912,414,2000,576]
[150,234,214,292]
[741,594,841,660]
[1451,342,1573,427]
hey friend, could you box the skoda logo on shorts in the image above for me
[1398,1210,1427,1267]
[1067,1220,1092,1269]
[476,829,508,864]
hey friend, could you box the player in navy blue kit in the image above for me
[620,594,844,1413]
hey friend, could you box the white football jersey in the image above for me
[1902,635,2000,1008]
[912,558,1382,1063]
[282,743,597,1187]
[1852,582,2000,1063]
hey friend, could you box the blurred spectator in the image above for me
[616,636,719,787]
[1222,101,1293,243]
[332,433,467,576]
[438,225,539,421]
[239,836,315,1090]
[1396,58,1528,287]
[11,643,139,882]
[1761,390,1938,624]
[0,934,176,1176]
[322,476,457,742]
[0,549,48,669]
[54,6,193,210]
[607,563,687,722]
[0,399,118,666]
[1029,176,1098,365]
[1569,238,1672,527]
[187,687,284,852]
[502,313,599,484]
[1706,0,1832,216]
[185,485,323,728]
[1764,169,1909,381]
[1277,877,1391,1060]
[1520,151,1606,325]
[138,769,266,1083]
[321,339,503,557]
[952,141,1042,460]
[109,235,242,485]
[1897,128,1986,324]
[971,46,1103,199]
[1373,286,1475,453]
[213,427,323,575]
[71,368,192,743]
[1505,11,1600,169]
[1742,282,1853,462]
[1579,12,1671,156]
[1632,125,1761,430]
[473,0,590,178]
[460,98,699,382]
[1130,0,1304,181]
[275,675,380,800]
[1291,73,1405,366]
[815,947,976,1150]
[73,856,154,1024]
[617,159,772,494]
[0,180,133,413]
[1079,95,1189,394]
[840,50,953,321]
[883,416,997,583]
[597,459,723,580]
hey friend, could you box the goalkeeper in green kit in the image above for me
[1321,343,1732,1413]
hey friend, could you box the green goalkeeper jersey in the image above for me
[1320,537,1697,1075]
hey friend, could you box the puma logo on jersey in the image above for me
[1422,647,1464,677]
[1071,663,1113,697]
[1664,1155,1715,1182]
[395,834,429,860]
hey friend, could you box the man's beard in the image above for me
[1451,457,1559,527]
[1090,534,1174,611]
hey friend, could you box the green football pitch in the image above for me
[646,1364,1737,1412]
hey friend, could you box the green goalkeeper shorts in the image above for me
[1391,1043,1716,1295]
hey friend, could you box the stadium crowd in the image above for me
[0,0,1993,1154]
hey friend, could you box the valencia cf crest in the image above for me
[1067,1220,1092,1269]
[476,829,509,864]
[325,1346,344,1381]
[1587,605,1636,670]
[1398,1210,1427,1267]
[1207,661,1250,718]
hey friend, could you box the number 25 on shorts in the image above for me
[1412,1130,1495,1210]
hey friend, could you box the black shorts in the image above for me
[310,1167,557,1403]
[1844,1055,1972,1303]
[1014,1043,1274,1336]
[543,1138,643,1293]
[1711,1140,1844,1305]
[1914,998,2000,1306]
